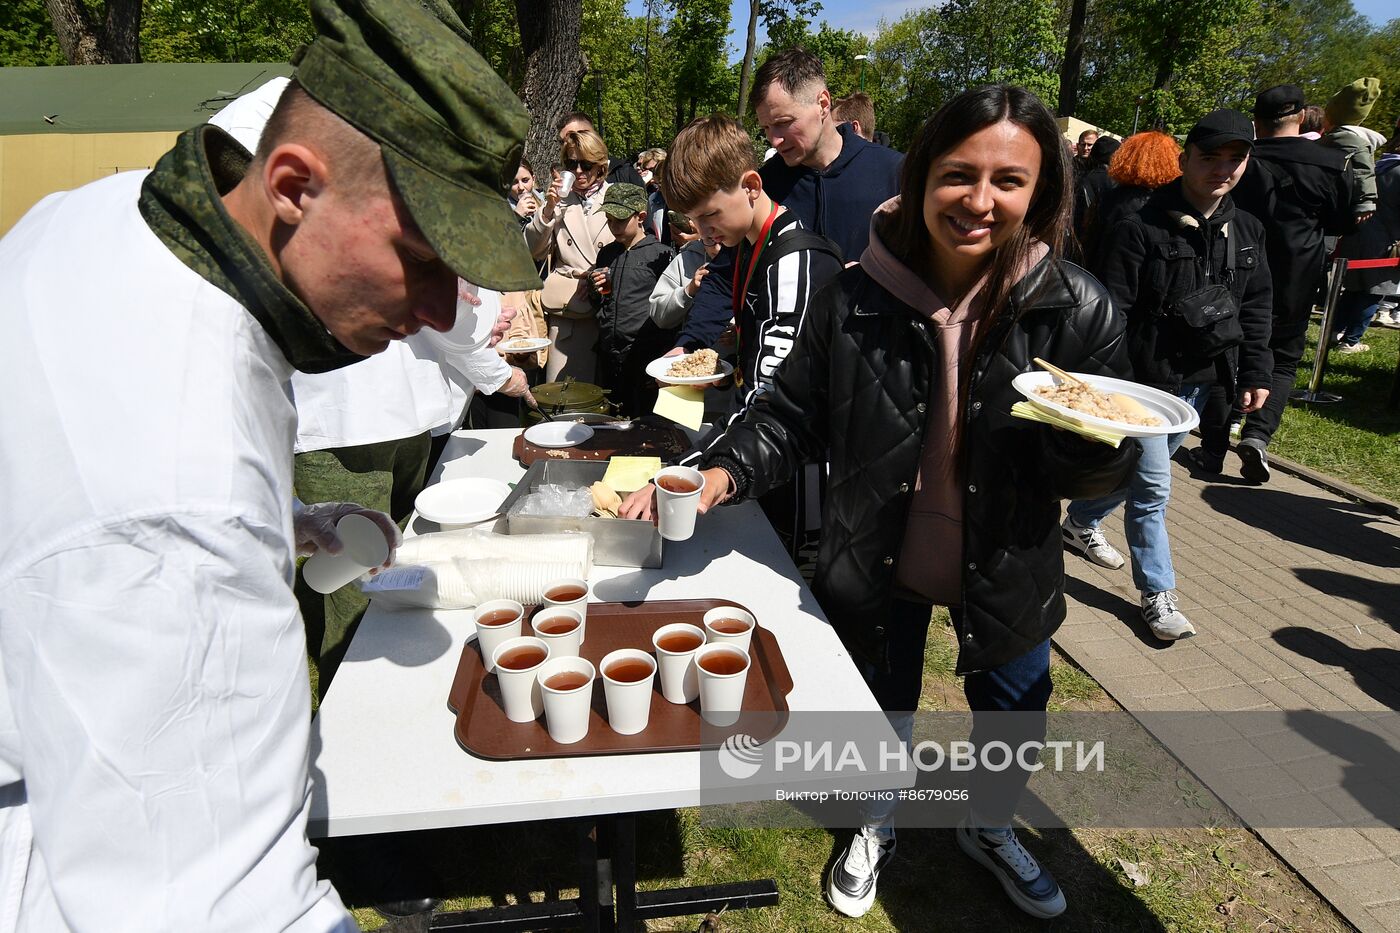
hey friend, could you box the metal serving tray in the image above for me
[493,459,663,568]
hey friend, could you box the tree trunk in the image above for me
[515,0,586,176]
[735,0,760,121]
[45,0,142,64]
[1056,0,1087,117]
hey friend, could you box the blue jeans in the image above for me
[1066,383,1210,595]
[861,601,1053,830]
[1335,292,1381,346]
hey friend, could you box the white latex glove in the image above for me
[292,499,401,566]
[497,366,536,407]
[488,305,517,348]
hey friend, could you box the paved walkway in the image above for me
[1054,440,1400,933]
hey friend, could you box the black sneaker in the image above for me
[1237,438,1271,484]
[1185,448,1224,476]
[956,818,1066,919]
[826,827,896,918]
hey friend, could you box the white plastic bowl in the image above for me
[523,421,594,448]
[414,478,513,529]
[1012,371,1199,437]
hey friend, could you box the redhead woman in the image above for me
[524,128,613,381]
[686,85,1139,920]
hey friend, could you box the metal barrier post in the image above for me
[1292,257,1347,404]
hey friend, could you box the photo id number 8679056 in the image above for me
[898,788,969,801]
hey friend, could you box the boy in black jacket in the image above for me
[619,114,843,554]
[590,183,676,416]
[1064,110,1273,642]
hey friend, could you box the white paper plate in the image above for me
[523,421,595,448]
[645,354,735,385]
[414,478,513,526]
[499,336,552,353]
[1011,371,1199,437]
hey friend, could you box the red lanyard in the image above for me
[732,203,781,317]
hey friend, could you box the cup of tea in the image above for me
[702,606,756,654]
[531,606,583,658]
[558,169,576,199]
[301,513,391,595]
[651,622,706,704]
[653,466,706,542]
[695,643,750,727]
[473,598,525,673]
[543,578,590,643]
[538,656,596,744]
[600,648,657,735]
[491,635,551,722]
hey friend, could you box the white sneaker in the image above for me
[1142,591,1196,641]
[1336,342,1370,354]
[826,827,895,918]
[955,819,1067,919]
[1061,516,1125,570]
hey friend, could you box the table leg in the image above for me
[612,816,637,932]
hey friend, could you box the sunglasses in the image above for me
[563,158,598,172]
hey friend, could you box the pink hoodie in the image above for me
[859,197,1047,606]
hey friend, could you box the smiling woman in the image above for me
[679,84,1140,922]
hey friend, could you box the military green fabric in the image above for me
[139,124,365,374]
[293,432,431,701]
[599,183,648,218]
[296,0,538,292]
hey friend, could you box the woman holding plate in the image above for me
[684,85,1139,919]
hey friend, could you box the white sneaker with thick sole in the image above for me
[1142,590,1196,641]
[956,819,1067,919]
[1061,516,1125,570]
[826,827,895,918]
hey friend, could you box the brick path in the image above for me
[1054,440,1400,932]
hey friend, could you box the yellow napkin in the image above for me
[602,456,663,493]
[654,385,706,431]
[1011,401,1127,448]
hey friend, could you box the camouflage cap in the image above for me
[296,0,538,291]
[599,183,649,219]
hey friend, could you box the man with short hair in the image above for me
[1206,84,1352,482]
[555,111,646,187]
[673,47,902,351]
[0,0,539,927]
[830,91,876,142]
[1074,128,1099,179]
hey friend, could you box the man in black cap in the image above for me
[1200,84,1353,482]
[1065,110,1273,644]
[0,0,537,927]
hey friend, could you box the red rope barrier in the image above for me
[1345,258,1400,270]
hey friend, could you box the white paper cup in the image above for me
[654,466,705,542]
[531,606,583,658]
[543,578,590,644]
[302,513,391,595]
[695,643,750,727]
[651,623,706,704]
[558,169,576,199]
[538,656,596,745]
[473,599,524,673]
[491,636,551,723]
[702,606,756,654]
[600,648,656,735]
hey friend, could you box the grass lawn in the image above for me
[1264,322,1400,503]
[324,614,1348,932]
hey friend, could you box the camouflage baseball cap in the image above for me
[296,0,538,291]
[599,183,649,219]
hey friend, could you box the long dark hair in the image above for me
[879,85,1071,322]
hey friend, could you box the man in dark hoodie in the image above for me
[1064,110,1273,643]
[1073,134,1120,246]
[589,183,676,416]
[670,48,903,351]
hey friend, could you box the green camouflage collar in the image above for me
[138,124,364,373]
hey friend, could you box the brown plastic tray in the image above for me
[447,599,792,760]
[512,421,690,467]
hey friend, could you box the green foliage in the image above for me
[141,0,313,63]
[0,0,64,66]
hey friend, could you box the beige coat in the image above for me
[524,182,614,317]
[499,289,548,370]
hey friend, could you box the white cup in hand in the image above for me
[559,170,576,199]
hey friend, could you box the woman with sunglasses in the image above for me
[525,129,615,381]
[685,85,1139,920]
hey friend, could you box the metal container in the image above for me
[522,379,613,426]
[492,460,663,568]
